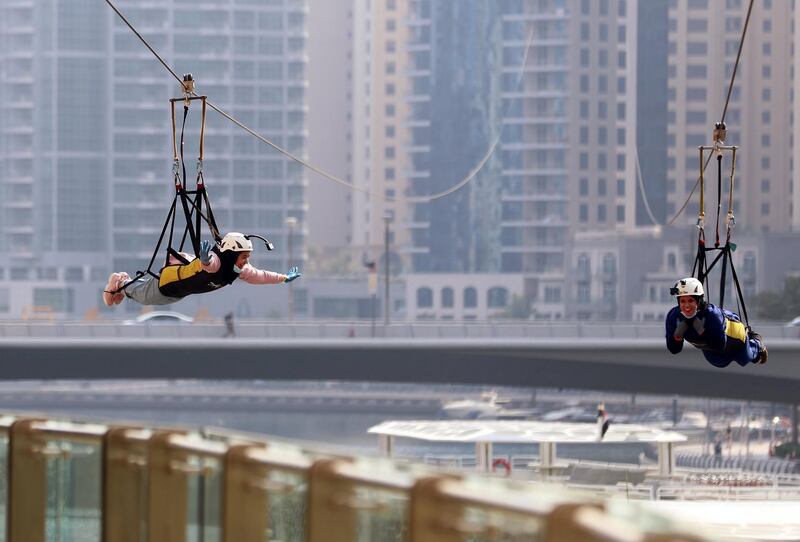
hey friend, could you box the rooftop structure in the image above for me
[370,419,687,475]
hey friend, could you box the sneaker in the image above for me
[749,331,768,364]
[103,272,129,307]
[757,344,768,364]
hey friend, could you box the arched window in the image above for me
[441,287,454,308]
[464,287,478,308]
[417,287,433,308]
[487,287,509,308]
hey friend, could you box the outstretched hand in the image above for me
[199,240,213,265]
[284,266,301,283]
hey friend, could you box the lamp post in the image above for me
[286,216,297,321]
[365,261,377,338]
[771,416,780,454]
[383,213,391,328]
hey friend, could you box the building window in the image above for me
[441,287,454,308]
[487,287,508,308]
[417,287,433,308]
[33,288,74,313]
[603,282,617,303]
[464,287,477,308]
[602,254,616,275]
[544,287,561,303]
[577,283,591,304]
[0,288,8,312]
[577,254,590,276]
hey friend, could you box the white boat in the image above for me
[440,391,503,419]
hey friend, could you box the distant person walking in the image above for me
[223,312,236,338]
[597,403,611,441]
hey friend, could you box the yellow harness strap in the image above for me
[724,317,747,344]
[159,258,203,288]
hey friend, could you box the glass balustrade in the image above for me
[0,414,722,542]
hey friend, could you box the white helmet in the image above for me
[219,232,253,253]
[670,277,704,297]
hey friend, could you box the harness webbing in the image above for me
[113,95,220,294]
[692,144,751,329]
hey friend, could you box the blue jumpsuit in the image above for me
[665,303,760,368]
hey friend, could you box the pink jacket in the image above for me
[172,252,286,285]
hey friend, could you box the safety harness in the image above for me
[115,75,221,293]
[691,122,751,330]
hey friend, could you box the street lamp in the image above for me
[383,212,392,328]
[771,416,780,454]
[365,261,377,337]
[286,216,297,321]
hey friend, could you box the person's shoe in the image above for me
[112,272,130,305]
[103,272,129,307]
[749,331,768,364]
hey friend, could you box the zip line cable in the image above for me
[721,0,754,125]
[104,0,533,204]
[629,0,754,228]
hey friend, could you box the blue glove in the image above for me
[284,266,301,283]
[199,240,213,265]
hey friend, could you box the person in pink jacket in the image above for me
[103,232,300,306]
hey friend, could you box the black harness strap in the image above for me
[110,95,221,295]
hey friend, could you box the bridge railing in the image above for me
[0,413,719,542]
[0,320,796,340]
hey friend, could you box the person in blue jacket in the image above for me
[665,277,767,368]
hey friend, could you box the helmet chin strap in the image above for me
[682,308,698,319]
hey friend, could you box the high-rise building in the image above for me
[307,0,350,256]
[0,0,308,318]
[568,0,638,235]
[349,0,411,272]
[794,3,800,232]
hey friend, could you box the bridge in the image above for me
[1,331,799,404]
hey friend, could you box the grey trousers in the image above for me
[124,276,182,306]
